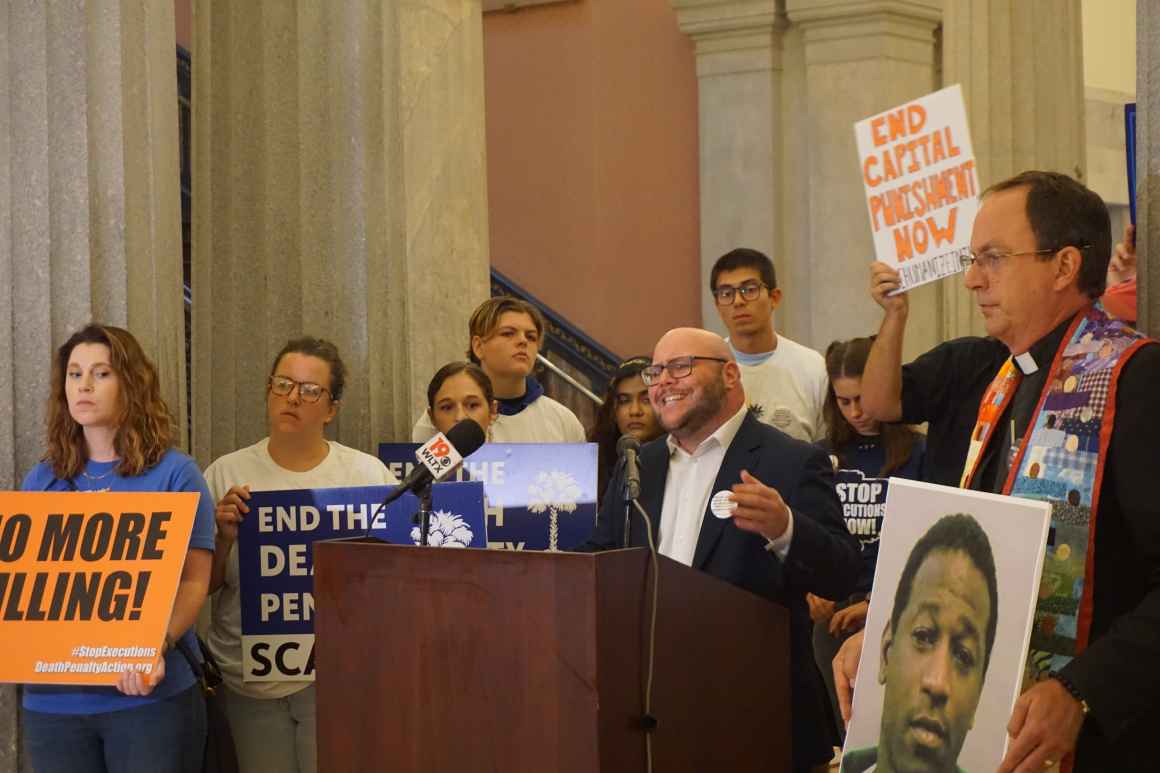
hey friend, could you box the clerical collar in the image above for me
[1013,314,1077,376]
[1013,352,1038,375]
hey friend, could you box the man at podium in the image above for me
[581,327,861,773]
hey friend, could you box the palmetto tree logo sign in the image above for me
[527,470,581,551]
[410,510,474,547]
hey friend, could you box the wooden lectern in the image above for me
[314,540,791,772]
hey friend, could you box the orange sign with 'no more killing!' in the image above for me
[0,492,198,685]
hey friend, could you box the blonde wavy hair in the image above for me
[45,324,175,480]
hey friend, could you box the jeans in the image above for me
[219,684,316,773]
[23,684,206,773]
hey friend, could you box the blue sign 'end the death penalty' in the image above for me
[377,442,598,554]
[236,482,486,681]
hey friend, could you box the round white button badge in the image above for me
[710,490,737,519]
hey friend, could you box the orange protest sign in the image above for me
[0,492,198,685]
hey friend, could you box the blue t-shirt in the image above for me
[20,448,216,714]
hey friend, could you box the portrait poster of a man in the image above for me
[841,480,1051,773]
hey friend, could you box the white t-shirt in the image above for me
[203,438,398,699]
[733,334,828,443]
[411,394,587,444]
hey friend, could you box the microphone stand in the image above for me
[414,481,435,546]
[621,454,641,548]
[622,499,632,549]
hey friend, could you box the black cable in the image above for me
[632,498,660,773]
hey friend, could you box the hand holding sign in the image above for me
[998,678,1085,773]
[869,261,908,315]
[834,628,865,726]
[215,485,251,545]
[115,654,165,696]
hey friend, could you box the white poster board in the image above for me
[841,479,1051,773]
[855,84,981,291]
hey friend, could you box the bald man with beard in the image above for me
[581,327,861,773]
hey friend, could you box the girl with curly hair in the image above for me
[20,323,216,773]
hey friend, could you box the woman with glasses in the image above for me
[412,296,586,444]
[809,336,925,742]
[588,357,663,502]
[21,324,215,773]
[203,337,397,773]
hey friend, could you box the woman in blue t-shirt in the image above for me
[809,335,925,741]
[21,324,215,773]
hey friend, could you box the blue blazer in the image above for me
[581,411,861,772]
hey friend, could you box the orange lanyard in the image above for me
[959,357,1021,488]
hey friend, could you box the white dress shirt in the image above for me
[657,406,794,566]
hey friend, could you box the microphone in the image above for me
[617,434,642,501]
[381,418,487,508]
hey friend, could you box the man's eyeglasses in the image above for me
[640,356,728,386]
[960,244,1090,273]
[269,375,330,403]
[712,281,768,306]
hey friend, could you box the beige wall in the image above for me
[1081,0,1135,244]
[484,0,701,358]
[1082,0,1136,95]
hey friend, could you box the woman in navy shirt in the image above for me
[21,324,215,773]
[810,335,925,741]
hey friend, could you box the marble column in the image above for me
[785,0,942,361]
[671,0,782,336]
[1137,0,1159,338]
[941,0,1087,338]
[191,0,490,464]
[0,0,185,767]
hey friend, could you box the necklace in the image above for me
[81,467,115,482]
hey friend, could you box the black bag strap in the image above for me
[174,635,224,696]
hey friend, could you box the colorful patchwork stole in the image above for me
[961,306,1150,703]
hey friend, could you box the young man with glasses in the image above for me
[710,248,828,443]
[581,327,860,773]
[842,171,1160,772]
